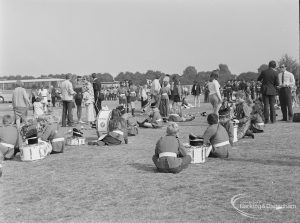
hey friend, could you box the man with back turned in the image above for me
[257,60,279,124]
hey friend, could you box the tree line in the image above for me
[1,54,299,86]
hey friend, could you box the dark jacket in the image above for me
[257,68,279,95]
[191,84,201,95]
[93,78,102,97]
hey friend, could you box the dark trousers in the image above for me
[279,87,293,120]
[62,100,74,126]
[262,94,276,123]
[51,97,56,107]
[94,97,102,116]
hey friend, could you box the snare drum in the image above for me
[20,141,52,161]
[186,145,210,164]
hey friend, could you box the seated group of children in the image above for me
[0,114,65,176]
[152,112,232,174]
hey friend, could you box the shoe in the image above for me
[279,119,287,121]
[78,120,86,124]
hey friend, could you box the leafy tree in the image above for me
[277,54,299,79]
[181,66,197,84]
[237,72,258,81]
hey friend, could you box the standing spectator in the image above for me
[159,81,171,120]
[128,80,138,116]
[204,82,210,103]
[191,80,201,107]
[171,78,182,110]
[150,74,161,108]
[61,73,76,127]
[51,85,57,107]
[38,85,49,112]
[257,60,279,124]
[83,77,96,126]
[30,85,38,113]
[278,64,295,121]
[74,76,84,123]
[207,70,222,115]
[91,73,102,115]
[140,84,149,112]
[12,80,31,130]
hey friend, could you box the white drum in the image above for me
[66,137,85,146]
[20,141,52,162]
[96,109,112,137]
[186,145,211,164]
[232,119,239,143]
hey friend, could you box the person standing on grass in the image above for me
[127,80,138,117]
[171,77,182,111]
[12,80,31,130]
[82,77,96,126]
[74,76,84,124]
[191,80,201,107]
[159,80,171,121]
[277,64,295,121]
[207,70,222,115]
[38,85,48,113]
[152,122,191,174]
[61,73,76,127]
[151,74,161,108]
[257,60,279,124]
[91,73,102,116]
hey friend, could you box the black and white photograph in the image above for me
[0,0,299,222]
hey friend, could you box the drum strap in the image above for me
[0,142,14,148]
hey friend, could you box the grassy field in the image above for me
[0,96,299,223]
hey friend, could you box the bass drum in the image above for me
[96,109,112,138]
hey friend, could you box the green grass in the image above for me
[0,97,299,223]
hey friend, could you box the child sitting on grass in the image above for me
[191,113,230,158]
[219,108,235,146]
[168,105,195,122]
[137,103,163,128]
[37,116,65,154]
[152,122,191,173]
[0,115,22,177]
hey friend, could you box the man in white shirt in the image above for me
[278,64,295,121]
[151,74,161,107]
[61,73,76,127]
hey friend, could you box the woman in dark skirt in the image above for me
[159,81,171,120]
[172,78,182,110]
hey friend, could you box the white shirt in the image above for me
[207,80,220,95]
[61,79,75,101]
[151,79,161,95]
[278,71,295,88]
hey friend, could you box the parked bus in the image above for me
[0,78,64,103]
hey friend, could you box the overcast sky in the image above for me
[0,0,299,77]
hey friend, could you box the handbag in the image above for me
[293,113,300,122]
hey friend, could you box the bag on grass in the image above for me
[293,113,300,122]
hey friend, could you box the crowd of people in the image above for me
[0,61,299,175]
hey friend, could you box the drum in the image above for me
[20,141,52,161]
[185,145,211,164]
[232,119,239,143]
[66,137,85,146]
[96,109,112,137]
